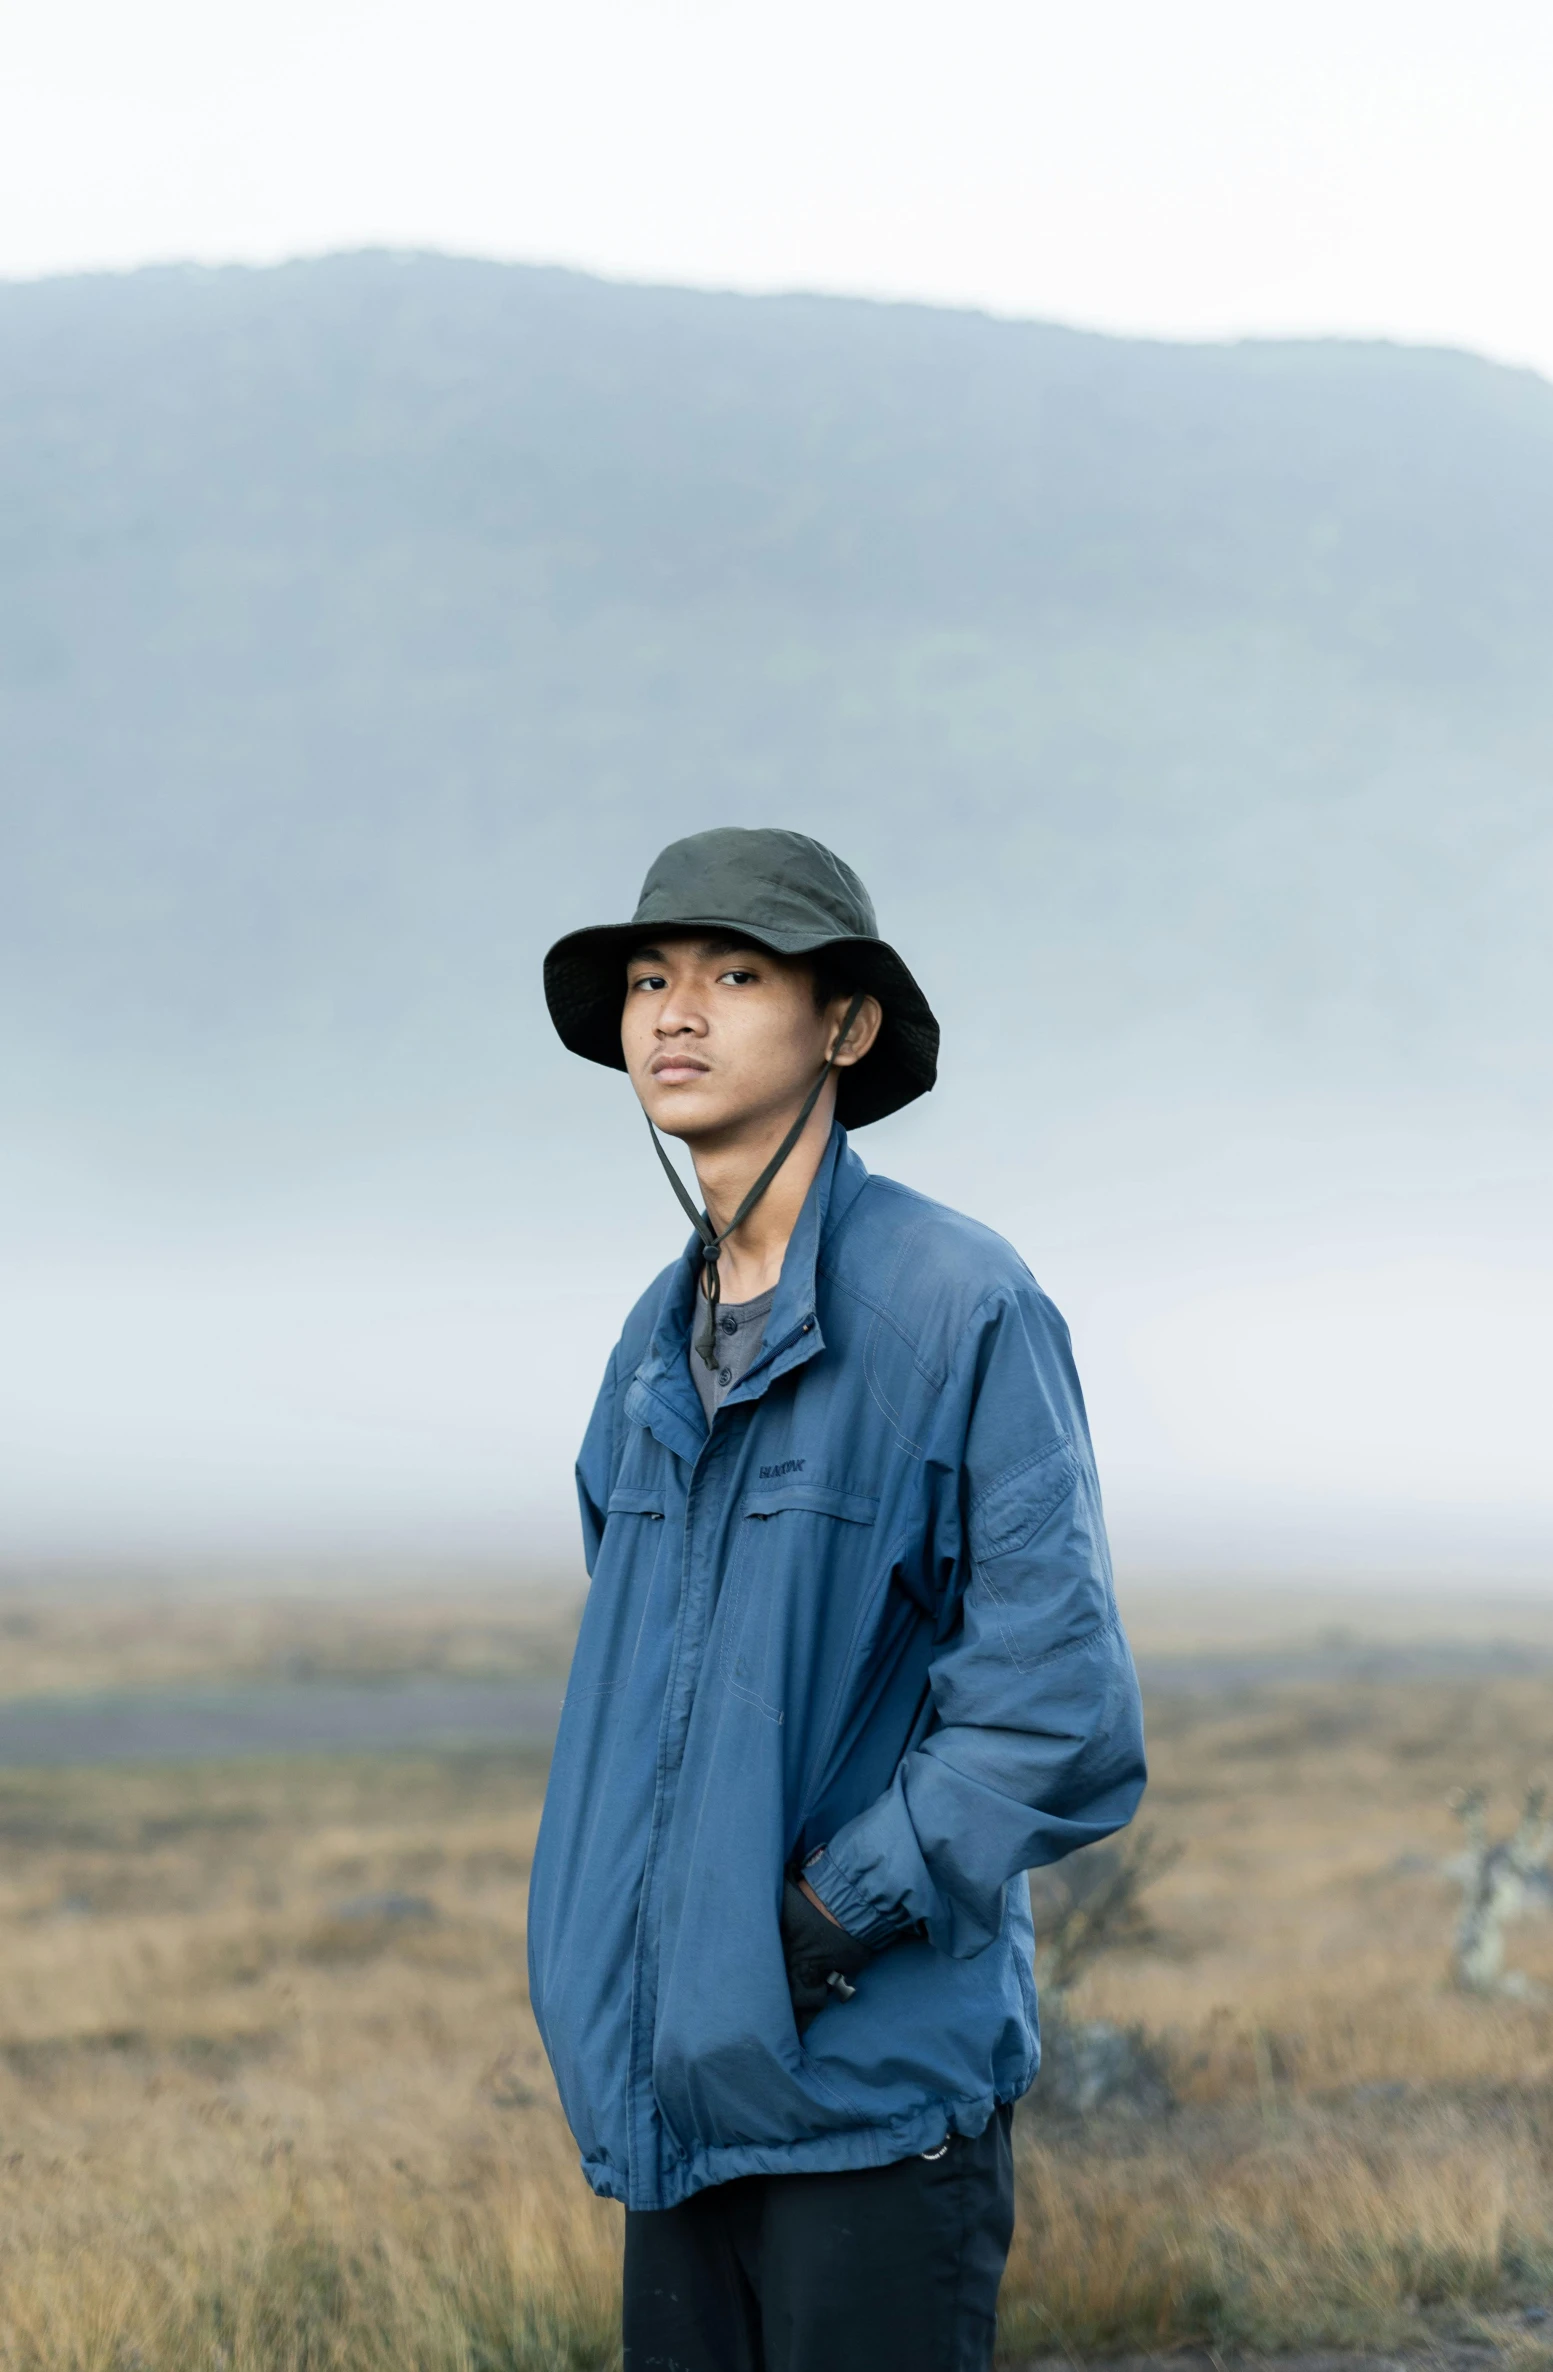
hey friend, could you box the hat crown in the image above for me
[633,827,878,944]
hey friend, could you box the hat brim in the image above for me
[544,917,938,1129]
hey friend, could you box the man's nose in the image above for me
[655,1002,706,1036]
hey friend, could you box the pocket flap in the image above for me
[743,1482,878,1524]
[607,1486,667,1517]
[967,1440,1079,1561]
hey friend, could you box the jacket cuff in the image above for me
[801,1849,918,1950]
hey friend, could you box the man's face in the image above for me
[621,934,863,1143]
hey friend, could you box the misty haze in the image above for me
[2,251,1549,1577]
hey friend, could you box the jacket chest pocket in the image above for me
[718,1483,878,1724]
[566,1486,667,1701]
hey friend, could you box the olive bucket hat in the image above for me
[544,828,940,1367]
[543,825,938,1131]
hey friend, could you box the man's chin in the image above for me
[637,1087,735,1142]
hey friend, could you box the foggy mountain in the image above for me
[3,250,1551,1190]
[1,252,1550,1568]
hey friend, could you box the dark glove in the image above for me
[781,1877,873,2032]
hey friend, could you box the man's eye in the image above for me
[630,974,667,992]
[719,969,757,985]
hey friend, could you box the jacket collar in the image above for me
[625,1123,869,1461]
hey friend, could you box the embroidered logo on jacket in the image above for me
[758,1458,806,1479]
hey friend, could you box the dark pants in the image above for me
[622,2107,1016,2372]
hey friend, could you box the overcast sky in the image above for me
[6,0,1553,376]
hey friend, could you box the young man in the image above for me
[531,827,1146,2372]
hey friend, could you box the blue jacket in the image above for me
[528,1127,1146,2209]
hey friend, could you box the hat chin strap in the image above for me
[646,992,867,1369]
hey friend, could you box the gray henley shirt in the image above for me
[690,1283,777,1423]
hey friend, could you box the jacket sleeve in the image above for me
[803,1286,1147,1957]
[574,1343,619,1578]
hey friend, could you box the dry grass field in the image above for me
[5,1582,1553,2368]
[0,1584,581,1699]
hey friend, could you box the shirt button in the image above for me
[720,1367,733,1386]
[720,1316,738,1336]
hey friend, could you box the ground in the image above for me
[3,1580,1553,2369]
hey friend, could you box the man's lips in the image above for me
[649,1054,711,1080]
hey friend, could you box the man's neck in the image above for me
[688,1090,837,1303]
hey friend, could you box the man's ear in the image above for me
[831,995,883,1066]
